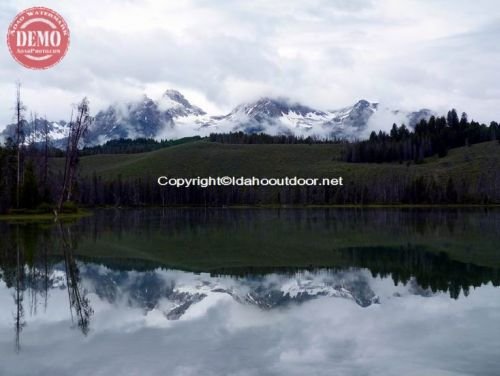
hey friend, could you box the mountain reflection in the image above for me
[0,208,499,352]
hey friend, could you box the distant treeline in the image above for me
[76,132,341,157]
[208,131,343,144]
[343,110,500,163]
[74,170,499,207]
[80,136,202,155]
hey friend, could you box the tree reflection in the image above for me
[13,227,26,353]
[336,245,500,299]
[0,222,94,352]
[59,223,94,335]
[1,209,500,351]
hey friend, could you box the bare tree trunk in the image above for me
[43,238,49,312]
[58,114,73,212]
[16,146,20,208]
[57,98,92,214]
[66,150,77,202]
[15,82,24,209]
[14,226,25,352]
[43,117,49,188]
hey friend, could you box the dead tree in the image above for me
[29,112,36,147]
[15,82,26,208]
[57,98,92,213]
[43,116,50,190]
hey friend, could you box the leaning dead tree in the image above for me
[57,98,92,213]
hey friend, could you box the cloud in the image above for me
[1,266,500,376]
[0,0,499,128]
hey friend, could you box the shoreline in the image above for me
[90,203,500,209]
[1,204,499,221]
[0,209,93,222]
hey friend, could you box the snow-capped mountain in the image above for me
[326,99,379,132]
[0,89,435,146]
[22,264,382,321]
[198,97,432,139]
[0,118,68,146]
[87,95,172,144]
[204,98,331,136]
[85,90,210,144]
[158,89,206,118]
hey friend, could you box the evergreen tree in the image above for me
[20,161,40,209]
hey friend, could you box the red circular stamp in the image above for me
[6,7,70,70]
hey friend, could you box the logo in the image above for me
[7,7,70,70]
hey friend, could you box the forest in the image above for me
[344,110,500,163]
[0,84,91,214]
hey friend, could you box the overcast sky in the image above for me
[1,0,499,127]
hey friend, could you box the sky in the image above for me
[0,0,500,128]
[1,267,500,376]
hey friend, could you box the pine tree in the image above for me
[20,161,40,209]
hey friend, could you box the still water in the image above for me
[1,208,499,376]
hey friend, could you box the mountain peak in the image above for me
[235,97,325,118]
[353,99,378,110]
[135,94,155,107]
[163,89,190,107]
[159,89,206,117]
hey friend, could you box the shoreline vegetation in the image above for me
[1,204,499,222]
[0,208,91,221]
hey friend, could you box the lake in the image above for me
[1,208,499,376]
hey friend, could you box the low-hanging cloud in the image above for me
[0,0,499,129]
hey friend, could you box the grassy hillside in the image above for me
[54,140,500,183]
[54,141,343,178]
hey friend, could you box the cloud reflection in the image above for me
[0,265,499,375]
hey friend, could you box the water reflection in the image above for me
[338,245,500,299]
[0,209,499,375]
[0,256,492,352]
[1,223,94,352]
[59,223,93,336]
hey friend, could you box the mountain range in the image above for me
[28,265,407,321]
[15,263,440,322]
[0,89,434,147]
